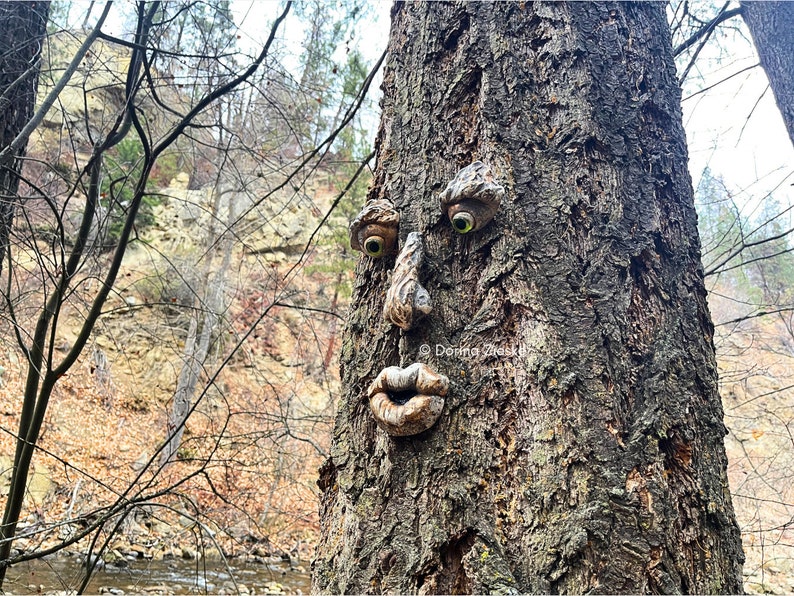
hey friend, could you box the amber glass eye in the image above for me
[451,212,475,234]
[364,235,386,257]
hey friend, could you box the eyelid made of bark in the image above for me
[439,161,504,233]
[349,199,400,257]
[383,232,432,330]
[368,362,449,437]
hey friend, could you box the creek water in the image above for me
[3,555,311,594]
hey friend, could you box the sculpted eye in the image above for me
[364,236,386,257]
[349,199,399,259]
[451,211,476,234]
[440,161,504,234]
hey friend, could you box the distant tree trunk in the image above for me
[0,0,50,280]
[160,184,232,466]
[313,2,744,593]
[741,1,794,150]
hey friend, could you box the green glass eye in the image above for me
[451,212,475,234]
[364,236,386,257]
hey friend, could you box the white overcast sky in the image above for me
[679,12,794,224]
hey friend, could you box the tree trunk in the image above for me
[160,184,232,466]
[740,1,794,151]
[313,2,744,594]
[0,0,50,280]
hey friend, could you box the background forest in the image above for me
[0,1,792,594]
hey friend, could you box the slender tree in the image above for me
[741,1,794,149]
[0,1,50,280]
[313,2,744,593]
[156,0,241,466]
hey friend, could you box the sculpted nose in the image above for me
[383,231,432,330]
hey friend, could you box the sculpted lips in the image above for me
[368,363,449,436]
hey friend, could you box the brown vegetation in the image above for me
[0,180,350,562]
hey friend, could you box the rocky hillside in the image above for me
[1,167,356,559]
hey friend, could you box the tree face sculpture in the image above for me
[315,3,744,594]
[349,162,504,436]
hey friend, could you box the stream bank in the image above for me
[3,553,311,595]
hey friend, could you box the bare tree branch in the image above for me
[673,5,742,56]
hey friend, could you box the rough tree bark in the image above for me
[0,1,50,280]
[741,1,794,151]
[313,2,744,594]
